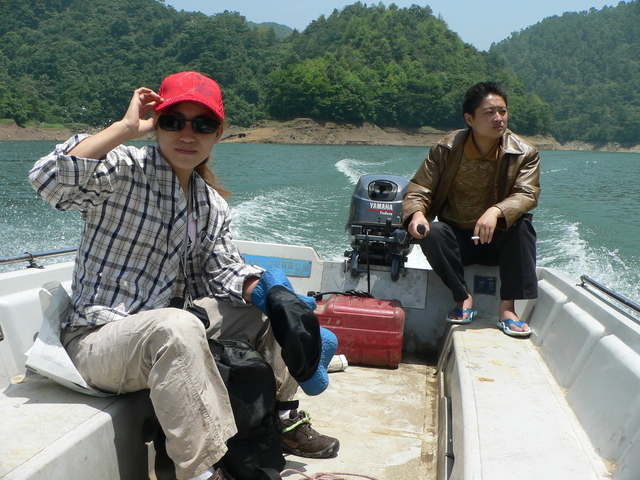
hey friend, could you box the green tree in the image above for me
[492,1,640,145]
[0,0,553,135]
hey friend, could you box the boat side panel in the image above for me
[235,240,324,296]
[528,278,569,345]
[0,263,74,388]
[616,427,640,480]
[539,302,606,388]
[442,343,481,480]
[529,267,640,474]
[0,291,43,387]
[0,262,74,296]
[532,267,640,354]
[567,335,640,463]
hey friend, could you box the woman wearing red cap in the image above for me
[29,72,339,480]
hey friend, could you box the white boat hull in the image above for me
[1,241,638,479]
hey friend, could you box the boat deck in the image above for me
[280,359,438,480]
[3,252,639,479]
[440,314,612,480]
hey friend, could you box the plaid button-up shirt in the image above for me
[29,135,263,328]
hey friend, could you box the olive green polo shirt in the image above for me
[440,134,500,230]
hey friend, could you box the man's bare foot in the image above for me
[446,293,475,323]
[498,300,531,336]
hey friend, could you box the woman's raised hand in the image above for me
[121,87,163,138]
[67,87,163,160]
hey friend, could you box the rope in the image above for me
[280,470,381,480]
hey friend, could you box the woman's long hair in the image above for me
[196,159,230,198]
[197,119,230,198]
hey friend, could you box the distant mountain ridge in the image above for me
[0,0,547,134]
[247,21,293,39]
[491,1,640,145]
[0,0,637,146]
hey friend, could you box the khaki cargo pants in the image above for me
[62,297,297,480]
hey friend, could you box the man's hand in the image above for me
[473,206,503,244]
[408,211,430,239]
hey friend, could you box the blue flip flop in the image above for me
[497,319,532,338]
[446,308,476,324]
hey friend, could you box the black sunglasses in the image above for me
[158,115,220,134]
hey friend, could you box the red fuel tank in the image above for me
[314,295,405,368]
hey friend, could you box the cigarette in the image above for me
[471,236,480,240]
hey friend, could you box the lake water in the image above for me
[2,140,639,304]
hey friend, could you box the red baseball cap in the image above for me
[155,71,225,120]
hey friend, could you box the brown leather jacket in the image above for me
[402,128,540,230]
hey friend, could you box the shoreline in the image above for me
[2,119,639,152]
[220,118,565,150]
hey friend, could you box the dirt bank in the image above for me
[3,118,634,152]
[0,121,76,141]
[221,118,564,150]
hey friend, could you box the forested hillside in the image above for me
[265,3,549,132]
[0,0,550,135]
[491,1,640,146]
[0,0,288,127]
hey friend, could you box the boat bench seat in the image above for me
[440,266,640,480]
[1,379,154,480]
[0,269,155,480]
[441,315,613,479]
[441,314,612,479]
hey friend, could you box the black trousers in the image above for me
[419,216,538,302]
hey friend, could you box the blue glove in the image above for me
[251,268,317,313]
[251,269,336,396]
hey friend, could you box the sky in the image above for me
[165,0,617,51]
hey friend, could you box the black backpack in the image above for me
[209,339,287,480]
[151,339,288,480]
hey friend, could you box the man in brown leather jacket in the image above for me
[402,82,540,337]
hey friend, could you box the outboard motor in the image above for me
[345,174,412,281]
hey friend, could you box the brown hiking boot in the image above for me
[281,410,340,458]
[211,468,226,480]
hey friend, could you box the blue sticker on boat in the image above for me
[243,255,312,278]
